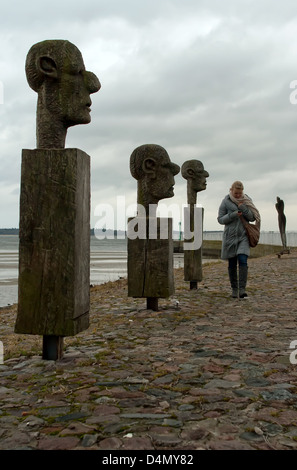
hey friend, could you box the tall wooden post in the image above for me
[15,40,100,360]
[15,149,90,360]
[128,144,180,312]
[128,217,174,310]
[181,159,209,290]
[184,206,204,289]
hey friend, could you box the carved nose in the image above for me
[84,71,101,94]
[170,162,180,176]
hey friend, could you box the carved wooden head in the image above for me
[26,40,101,148]
[181,159,209,193]
[130,144,180,209]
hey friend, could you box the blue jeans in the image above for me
[228,254,248,269]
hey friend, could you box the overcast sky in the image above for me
[1,0,297,232]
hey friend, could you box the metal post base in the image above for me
[42,335,64,361]
[147,297,159,311]
[190,281,198,290]
[277,248,291,258]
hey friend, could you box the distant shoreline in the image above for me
[0,228,224,238]
[0,229,19,235]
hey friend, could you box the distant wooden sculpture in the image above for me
[15,40,100,360]
[275,196,290,257]
[128,144,180,311]
[181,160,209,289]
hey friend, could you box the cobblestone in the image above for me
[0,251,297,450]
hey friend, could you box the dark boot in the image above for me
[239,265,248,298]
[228,267,238,298]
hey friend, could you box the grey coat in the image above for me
[217,194,256,260]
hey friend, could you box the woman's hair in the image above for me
[230,181,244,191]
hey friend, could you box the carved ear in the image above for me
[38,56,58,79]
[186,168,195,178]
[142,158,156,176]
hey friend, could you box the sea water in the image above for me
[0,235,184,307]
[1,232,295,308]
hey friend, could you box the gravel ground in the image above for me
[0,251,297,451]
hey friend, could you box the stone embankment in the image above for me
[0,251,297,450]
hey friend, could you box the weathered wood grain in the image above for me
[127,217,174,299]
[184,206,204,282]
[15,148,90,336]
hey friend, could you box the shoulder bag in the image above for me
[240,215,260,248]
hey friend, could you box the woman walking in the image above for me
[217,181,260,298]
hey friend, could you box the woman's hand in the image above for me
[237,203,243,216]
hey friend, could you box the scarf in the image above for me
[229,191,261,225]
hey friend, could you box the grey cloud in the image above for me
[0,0,297,230]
